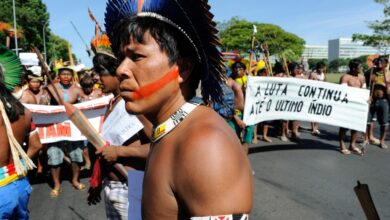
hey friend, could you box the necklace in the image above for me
[152,102,198,143]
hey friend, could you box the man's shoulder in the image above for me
[176,106,241,159]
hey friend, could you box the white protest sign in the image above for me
[101,99,144,146]
[25,95,112,143]
[243,77,370,132]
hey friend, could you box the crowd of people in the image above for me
[221,56,389,157]
[0,0,389,219]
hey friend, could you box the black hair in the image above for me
[288,62,300,72]
[92,53,119,77]
[377,55,389,64]
[230,62,246,79]
[111,16,200,96]
[0,80,25,123]
[231,62,246,70]
[273,62,285,74]
[80,74,94,95]
[349,59,362,71]
[316,61,326,70]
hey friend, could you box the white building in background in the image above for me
[302,45,328,60]
[328,37,390,61]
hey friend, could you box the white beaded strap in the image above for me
[0,101,35,175]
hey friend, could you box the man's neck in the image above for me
[146,94,187,127]
[29,89,41,95]
[58,82,71,89]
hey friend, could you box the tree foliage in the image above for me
[352,0,390,49]
[218,17,305,61]
[0,0,73,62]
[0,0,49,51]
[47,34,77,63]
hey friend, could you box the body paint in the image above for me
[131,66,179,100]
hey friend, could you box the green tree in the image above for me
[0,0,49,51]
[328,58,350,73]
[47,34,77,63]
[0,0,75,63]
[218,17,305,61]
[352,0,390,49]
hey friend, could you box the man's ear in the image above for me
[177,58,194,83]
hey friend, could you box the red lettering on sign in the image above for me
[57,122,71,137]
[46,124,56,138]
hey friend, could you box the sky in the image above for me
[41,0,385,67]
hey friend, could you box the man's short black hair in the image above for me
[93,53,119,77]
[231,62,246,71]
[316,61,326,70]
[349,59,362,71]
[377,55,389,64]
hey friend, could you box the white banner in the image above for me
[24,96,112,144]
[243,77,370,132]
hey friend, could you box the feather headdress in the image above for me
[91,33,116,59]
[0,45,22,91]
[104,0,224,102]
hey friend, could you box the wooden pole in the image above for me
[248,35,255,76]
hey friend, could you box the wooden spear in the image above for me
[248,25,257,76]
[32,47,128,179]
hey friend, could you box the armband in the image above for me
[191,214,249,220]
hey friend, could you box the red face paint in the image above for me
[131,66,179,100]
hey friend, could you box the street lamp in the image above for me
[12,0,18,55]
[42,20,48,63]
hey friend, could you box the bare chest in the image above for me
[346,76,362,88]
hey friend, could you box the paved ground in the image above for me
[28,122,390,219]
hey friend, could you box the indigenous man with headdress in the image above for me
[87,28,152,219]
[105,0,253,219]
[0,45,42,218]
[45,65,87,197]
[20,66,51,105]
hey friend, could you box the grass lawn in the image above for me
[325,73,342,84]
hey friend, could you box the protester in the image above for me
[87,48,152,219]
[78,74,103,171]
[229,61,254,153]
[212,70,241,124]
[274,62,290,141]
[338,59,366,155]
[19,67,50,175]
[45,66,86,197]
[256,66,273,143]
[0,46,42,219]
[21,67,51,105]
[288,62,307,140]
[106,0,253,218]
[80,74,103,102]
[366,55,390,149]
[309,61,327,135]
